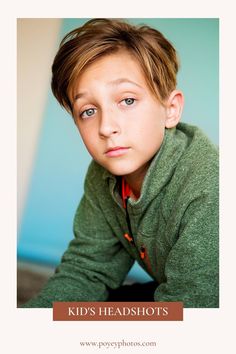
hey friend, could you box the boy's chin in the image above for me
[101,164,143,177]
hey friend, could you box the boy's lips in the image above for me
[105,146,130,157]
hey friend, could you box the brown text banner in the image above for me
[53,302,183,321]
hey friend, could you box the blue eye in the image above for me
[80,108,96,118]
[124,98,135,105]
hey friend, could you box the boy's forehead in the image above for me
[84,50,140,74]
[72,51,146,90]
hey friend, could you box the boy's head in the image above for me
[51,18,179,114]
[51,19,184,181]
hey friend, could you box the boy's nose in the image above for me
[99,109,121,138]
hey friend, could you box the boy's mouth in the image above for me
[105,146,130,157]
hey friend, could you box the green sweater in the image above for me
[22,123,219,308]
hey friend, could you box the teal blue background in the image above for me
[18,18,219,282]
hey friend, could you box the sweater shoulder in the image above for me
[83,160,113,196]
[85,159,104,179]
[177,122,218,161]
[160,123,218,230]
[175,123,219,192]
[84,160,106,185]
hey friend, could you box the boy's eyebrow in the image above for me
[73,78,143,103]
[107,78,144,89]
[74,92,88,102]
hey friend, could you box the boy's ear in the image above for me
[165,90,184,128]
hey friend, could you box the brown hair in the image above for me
[51,18,179,114]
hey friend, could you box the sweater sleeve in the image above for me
[22,163,134,308]
[154,190,219,308]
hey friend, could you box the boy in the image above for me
[22,18,218,308]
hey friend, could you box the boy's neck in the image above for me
[124,162,150,200]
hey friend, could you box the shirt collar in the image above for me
[121,177,131,208]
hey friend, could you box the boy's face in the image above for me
[72,50,170,178]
